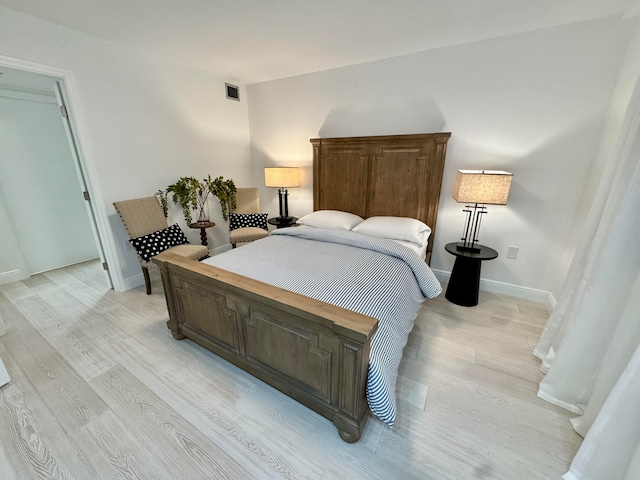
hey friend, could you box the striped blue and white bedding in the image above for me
[202,226,442,425]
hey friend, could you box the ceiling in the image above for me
[1,0,639,85]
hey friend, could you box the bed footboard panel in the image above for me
[154,252,377,442]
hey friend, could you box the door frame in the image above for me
[0,54,123,291]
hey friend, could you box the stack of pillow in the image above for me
[295,210,431,259]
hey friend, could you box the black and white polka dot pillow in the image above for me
[129,223,190,261]
[228,213,268,231]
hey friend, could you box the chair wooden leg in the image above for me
[142,266,151,295]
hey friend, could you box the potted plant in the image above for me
[157,175,236,225]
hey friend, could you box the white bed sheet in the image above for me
[393,239,428,260]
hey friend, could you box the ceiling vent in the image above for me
[225,83,240,101]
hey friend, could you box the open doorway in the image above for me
[0,65,112,287]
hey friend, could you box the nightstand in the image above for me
[268,217,298,229]
[444,242,498,307]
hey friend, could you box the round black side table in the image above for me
[444,242,498,307]
[267,217,298,229]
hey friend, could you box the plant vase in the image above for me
[196,197,210,225]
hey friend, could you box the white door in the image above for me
[54,81,113,287]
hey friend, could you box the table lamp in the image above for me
[452,169,513,252]
[264,167,300,220]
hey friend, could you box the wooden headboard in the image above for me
[311,132,451,264]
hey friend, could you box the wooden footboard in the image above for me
[153,252,378,442]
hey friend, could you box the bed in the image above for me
[153,132,451,442]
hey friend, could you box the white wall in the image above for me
[0,7,253,290]
[247,17,633,298]
[0,89,98,279]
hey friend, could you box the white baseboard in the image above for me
[0,313,6,337]
[431,269,556,313]
[0,268,29,286]
[0,269,19,279]
[0,356,10,387]
[122,272,145,291]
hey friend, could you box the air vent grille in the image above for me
[225,83,240,101]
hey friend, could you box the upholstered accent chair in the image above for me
[229,187,269,248]
[114,196,209,295]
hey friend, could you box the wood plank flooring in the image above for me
[0,260,582,479]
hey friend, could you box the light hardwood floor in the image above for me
[0,260,582,479]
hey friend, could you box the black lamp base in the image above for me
[277,188,291,218]
[458,203,487,254]
[456,242,481,253]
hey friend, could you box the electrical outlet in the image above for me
[506,246,519,259]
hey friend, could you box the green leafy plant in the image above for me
[157,175,236,224]
[208,175,237,221]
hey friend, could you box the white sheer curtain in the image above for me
[533,64,640,478]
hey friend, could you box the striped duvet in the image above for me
[202,226,442,425]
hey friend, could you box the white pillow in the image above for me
[296,210,364,230]
[352,216,431,246]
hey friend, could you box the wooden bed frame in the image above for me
[154,132,450,442]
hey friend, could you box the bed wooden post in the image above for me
[333,336,372,442]
[156,256,185,340]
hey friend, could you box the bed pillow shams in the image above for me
[129,223,189,261]
[296,210,364,230]
[352,216,431,246]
